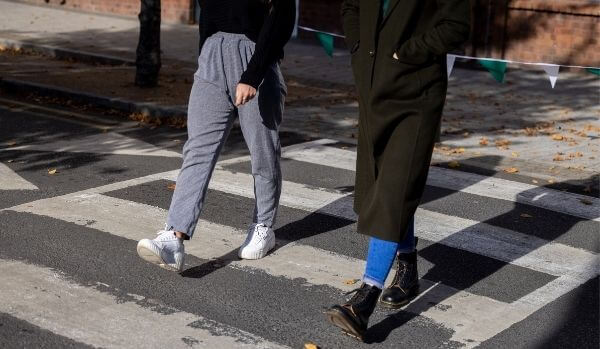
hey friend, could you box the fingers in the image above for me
[235,84,257,107]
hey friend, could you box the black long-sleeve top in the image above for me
[198,0,296,88]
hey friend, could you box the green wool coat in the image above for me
[341,0,471,242]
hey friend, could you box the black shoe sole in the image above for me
[324,308,365,342]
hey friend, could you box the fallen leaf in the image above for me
[504,167,519,174]
[495,139,511,147]
[344,279,360,285]
[553,154,564,161]
[167,183,176,191]
[304,344,319,349]
[7,159,13,163]
[48,168,58,175]
[551,134,564,141]
[547,179,555,184]
[511,152,519,157]
[448,161,460,168]
[520,213,533,218]
[532,179,538,184]
[579,198,593,205]
[479,137,489,146]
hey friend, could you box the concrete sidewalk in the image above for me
[1,0,599,189]
[0,0,354,86]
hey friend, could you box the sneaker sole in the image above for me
[324,308,365,342]
[136,241,181,273]
[238,237,276,260]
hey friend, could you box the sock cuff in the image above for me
[362,275,384,289]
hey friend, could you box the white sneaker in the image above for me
[238,223,276,260]
[137,230,185,272]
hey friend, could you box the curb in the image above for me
[0,38,134,67]
[0,78,187,119]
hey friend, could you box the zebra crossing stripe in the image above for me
[0,259,288,349]
[163,167,599,279]
[6,186,597,348]
[277,141,600,222]
[7,131,182,158]
[2,193,547,348]
[0,162,38,190]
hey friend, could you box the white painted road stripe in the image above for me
[0,162,38,190]
[164,167,598,279]
[277,142,600,222]
[6,190,598,349]
[8,131,182,158]
[0,259,288,349]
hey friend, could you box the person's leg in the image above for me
[165,79,235,238]
[380,216,420,308]
[235,64,284,259]
[325,217,417,339]
[137,34,235,271]
[237,65,284,228]
[363,237,399,288]
[396,215,415,253]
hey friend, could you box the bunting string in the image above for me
[296,26,600,88]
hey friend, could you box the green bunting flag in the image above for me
[478,59,507,83]
[316,32,334,57]
[586,68,600,76]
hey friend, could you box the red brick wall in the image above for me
[298,0,599,66]
[501,0,599,66]
[14,0,195,23]
[14,0,600,66]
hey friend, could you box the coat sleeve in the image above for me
[394,0,470,65]
[198,0,216,56]
[239,0,296,89]
[341,0,360,51]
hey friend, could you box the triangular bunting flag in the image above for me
[316,32,334,57]
[586,68,600,76]
[478,59,507,83]
[446,54,456,78]
[541,64,560,88]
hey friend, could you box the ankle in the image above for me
[174,231,188,241]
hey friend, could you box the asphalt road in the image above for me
[0,96,598,349]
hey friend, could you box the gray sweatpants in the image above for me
[166,32,286,238]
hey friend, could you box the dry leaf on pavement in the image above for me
[511,152,519,157]
[167,183,176,190]
[479,137,489,146]
[551,134,564,141]
[504,167,519,174]
[448,161,460,168]
[304,343,319,349]
[48,168,58,175]
[344,279,360,285]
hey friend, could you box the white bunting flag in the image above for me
[542,64,560,88]
[447,54,456,78]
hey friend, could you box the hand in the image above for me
[235,83,257,107]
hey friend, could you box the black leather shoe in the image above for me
[379,244,419,308]
[325,283,382,341]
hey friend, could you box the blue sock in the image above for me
[363,217,415,289]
